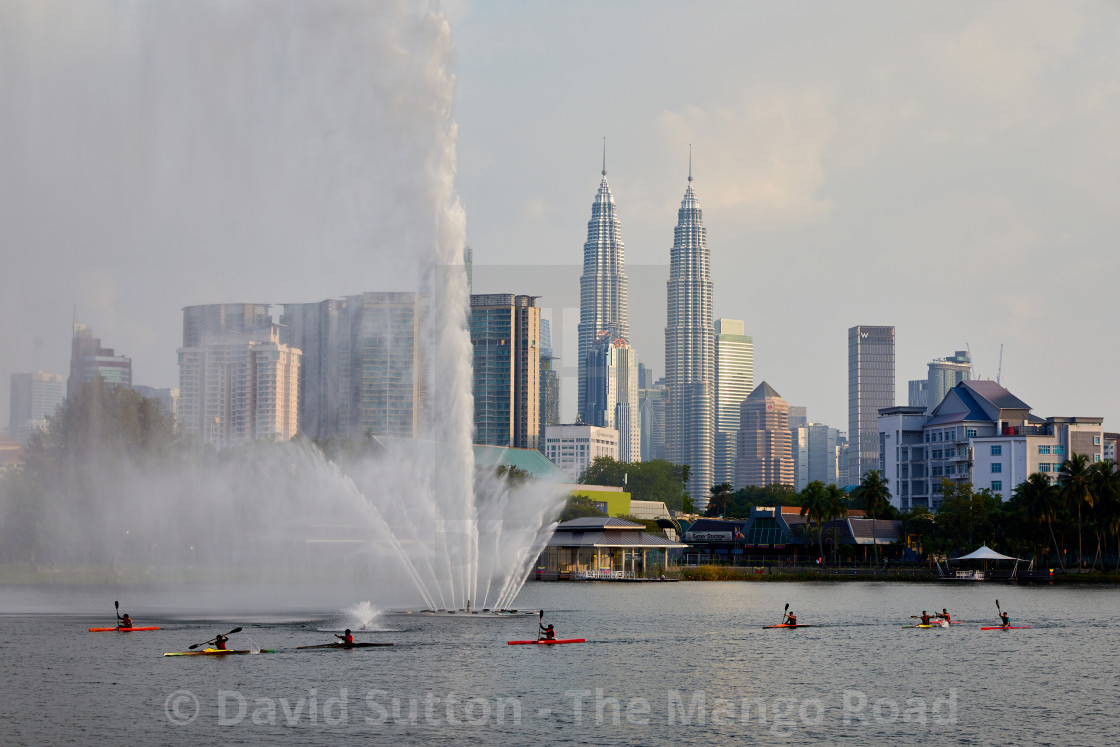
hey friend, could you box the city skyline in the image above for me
[3,2,1119,443]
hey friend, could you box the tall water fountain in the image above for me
[0,2,566,613]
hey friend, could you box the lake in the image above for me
[1,580,1116,745]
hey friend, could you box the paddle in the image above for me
[996,598,1006,627]
[189,627,242,650]
[783,602,789,624]
[115,600,121,628]
[537,610,544,640]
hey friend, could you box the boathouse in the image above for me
[536,517,686,580]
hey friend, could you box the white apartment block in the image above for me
[544,423,619,481]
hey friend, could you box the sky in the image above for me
[2,1,1119,435]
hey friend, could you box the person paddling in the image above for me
[912,610,931,625]
[214,633,229,651]
[936,608,951,623]
[538,623,557,641]
[783,611,797,626]
[999,611,1011,629]
[119,613,134,630]
[336,629,354,645]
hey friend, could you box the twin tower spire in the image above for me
[576,141,714,500]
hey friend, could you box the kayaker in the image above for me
[919,611,931,625]
[539,623,556,641]
[999,611,1010,628]
[937,608,951,623]
[214,633,229,651]
[336,629,354,645]
[783,611,797,625]
[119,613,133,629]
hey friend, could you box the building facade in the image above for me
[177,326,300,448]
[880,380,1104,510]
[735,382,794,488]
[807,423,842,486]
[539,318,560,448]
[281,293,428,441]
[577,151,631,423]
[714,319,753,487]
[470,294,541,450]
[543,423,619,481]
[639,377,668,463]
[8,371,65,443]
[665,166,715,507]
[68,322,132,398]
[182,303,272,349]
[848,325,895,484]
[584,332,640,463]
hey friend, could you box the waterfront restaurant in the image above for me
[536,517,686,580]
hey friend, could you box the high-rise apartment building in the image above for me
[848,325,895,483]
[584,332,640,462]
[182,303,273,349]
[735,382,794,488]
[9,371,65,443]
[577,149,631,423]
[539,318,560,448]
[543,423,619,481]
[639,377,668,463]
[68,322,131,398]
[281,293,428,440]
[177,326,300,448]
[665,164,715,508]
[470,294,541,450]
[714,319,753,487]
[807,423,841,486]
[908,350,971,413]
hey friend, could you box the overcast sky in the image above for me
[3,1,1119,435]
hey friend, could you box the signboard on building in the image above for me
[685,531,733,542]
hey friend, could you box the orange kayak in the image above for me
[89,626,160,632]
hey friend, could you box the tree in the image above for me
[1059,454,1093,571]
[578,456,692,512]
[858,469,891,565]
[705,483,733,517]
[1088,460,1118,570]
[823,484,850,564]
[560,495,607,521]
[1015,472,1065,570]
[799,481,829,562]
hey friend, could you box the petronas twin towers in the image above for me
[577,147,714,504]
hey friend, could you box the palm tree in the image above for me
[859,469,891,566]
[1089,460,1118,570]
[1060,453,1093,572]
[705,482,733,517]
[799,481,829,562]
[1015,472,1065,570]
[823,484,850,565]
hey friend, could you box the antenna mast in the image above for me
[997,344,1003,385]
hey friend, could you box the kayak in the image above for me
[507,639,585,645]
[89,626,159,632]
[762,624,815,628]
[902,623,948,629]
[296,642,394,649]
[163,648,275,656]
[980,626,1031,630]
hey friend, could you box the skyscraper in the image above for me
[735,382,794,488]
[714,319,753,487]
[577,145,630,422]
[8,371,65,443]
[182,303,272,348]
[665,160,715,507]
[68,321,131,398]
[584,332,640,462]
[539,318,560,447]
[926,350,971,410]
[848,325,895,482]
[470,294,541,450]
[281,293,428,440]
[177,326,300,448]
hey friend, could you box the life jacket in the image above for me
[343,633,354,644]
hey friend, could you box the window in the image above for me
[966,428,978,438]
[1053,445,1065,455]
[991,463,1002,473]
[1040,463,1051,473]
[991,480,1003,492]
[991,445,1002,456]
[1094,436,1102,445]
[932,449,942,459]
[1038,445,1051,455]
[1095,455,1102,463]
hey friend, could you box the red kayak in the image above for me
[980,625,1031,630]
[762,624,815,628]
[89,626,160,632]
[508,639,585,645]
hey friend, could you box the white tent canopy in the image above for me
[954,545,1019,561]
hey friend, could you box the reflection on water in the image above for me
[2,581,1118,744]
